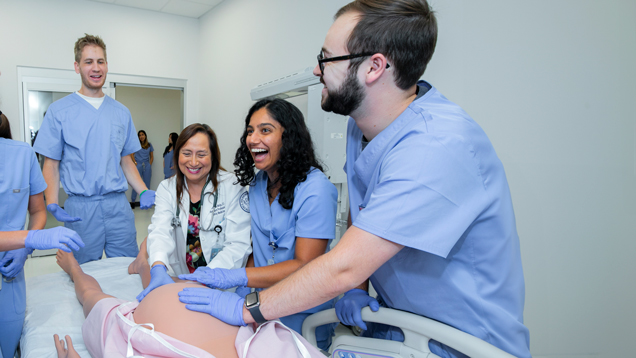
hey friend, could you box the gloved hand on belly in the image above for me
[179,287,247,326]
[178,267,248,289]
[136,264,173,302]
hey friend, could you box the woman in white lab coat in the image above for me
[136,123,251,301]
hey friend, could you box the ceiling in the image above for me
[84,0,224,19]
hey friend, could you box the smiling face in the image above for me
[246,107,284,181]
[178,132,212,187]
[74,44,108,97]
[313,11,365,116]
[138,131,147,143]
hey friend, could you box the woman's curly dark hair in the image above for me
[234,99,323,210]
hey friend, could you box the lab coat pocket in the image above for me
[3,186,29,230]
[110,122,126,152]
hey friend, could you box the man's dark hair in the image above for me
[336,0,437,90]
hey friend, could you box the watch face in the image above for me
[245,292,258,307]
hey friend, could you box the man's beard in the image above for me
[321,69,365,116]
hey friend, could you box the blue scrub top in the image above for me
[345,81,530,358]
[134,143,154,164]
[251,168,337,318]
[33,93,141,196]
[0,139,47,259]
[251,169,337,267]
[163,150,175,178]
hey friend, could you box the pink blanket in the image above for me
[82,298,325,358]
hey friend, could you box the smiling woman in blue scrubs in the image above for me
[178,99,338,350]
[0,111,84,358]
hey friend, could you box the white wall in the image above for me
[0,0,200,140]
[198,1,636,357]
[197,0,350,169]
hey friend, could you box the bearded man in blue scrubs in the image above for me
[34,34,155,264]
[179,1,531,357]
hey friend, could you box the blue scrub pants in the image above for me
[131,161,151,202]
[0,270,26,358]
[64,192,139,264]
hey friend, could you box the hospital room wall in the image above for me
[0,0,200,141]
[197,1,636,357]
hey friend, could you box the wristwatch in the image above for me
[245,291,267,324]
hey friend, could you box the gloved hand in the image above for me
[178,287,246,326]
[335,288,380,330]
[139,190,156,209]
[47,204,82,223]
[0,248,29,279]
[235,286,251,298]
[178,267,248,289]
[136,265,173,302]
[25,227,85,252]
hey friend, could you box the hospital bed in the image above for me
[302,308,517,358]
[20,257,142,358]
[21,257,514,358]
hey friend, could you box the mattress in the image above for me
[20,257,143,358]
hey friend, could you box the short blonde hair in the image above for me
[74,34,107,63]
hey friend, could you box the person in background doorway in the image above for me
[163,132,178,179]
[131,130,154,206]
[0,110,85,358]
[33,34,155,265]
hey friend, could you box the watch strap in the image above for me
[245,292,267,324]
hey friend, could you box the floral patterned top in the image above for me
[186,200,207,273]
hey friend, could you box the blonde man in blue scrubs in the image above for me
[34,34,154,264]
[178,1,531,358]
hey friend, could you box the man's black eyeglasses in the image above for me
[317,51,389,76]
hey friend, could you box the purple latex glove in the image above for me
[178,287,246,326]
[178,267,248,289]
[136,265,173,302]
[235,286,251,298]
[47,204,81,223]
[25,227,85,252]
[0,248,29,278]
[139,190,156,209]
[335,288,380,330]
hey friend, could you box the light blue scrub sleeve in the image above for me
[353,134,486,258]
[294,173,338,239]
[120,113,140,156]
[32,109,64,160]
[29,148,47,195]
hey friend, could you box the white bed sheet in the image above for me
[20,257,143,358]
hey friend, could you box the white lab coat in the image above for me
[147,170,252,276]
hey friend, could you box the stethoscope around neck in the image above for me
[171,177,222,235]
